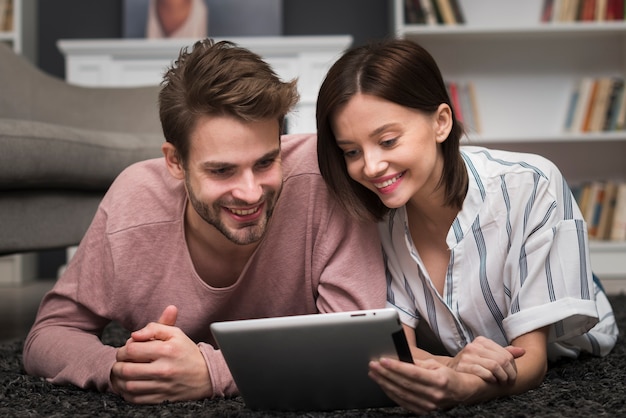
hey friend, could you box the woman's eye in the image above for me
[381,138,398,148]
[343,149,360,159]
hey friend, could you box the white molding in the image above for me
[57,36,353,134]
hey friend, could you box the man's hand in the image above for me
[110,305,212,404]
[447,336,525,384]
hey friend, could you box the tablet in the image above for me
[210,308,412,411]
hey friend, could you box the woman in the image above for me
[316,38,618,414]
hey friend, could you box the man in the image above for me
[23,39,385,404]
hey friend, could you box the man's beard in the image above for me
[186,177,281,245]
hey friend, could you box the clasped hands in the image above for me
[110,305,212,404]
[369,336,525,415]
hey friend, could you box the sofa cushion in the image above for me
[0,118,164,190]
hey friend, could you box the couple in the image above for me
[23,38,618,414]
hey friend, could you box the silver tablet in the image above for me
[210,308,412,411]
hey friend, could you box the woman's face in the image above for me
[331,93,451,209]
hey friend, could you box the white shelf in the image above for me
[0,0,21,53]
[393,0,626,286]
[57,36,353,135]
[399,21,626,38]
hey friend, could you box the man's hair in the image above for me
[316,38,467,222]
[159,38,300,163]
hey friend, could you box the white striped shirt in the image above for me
[383,147,618,360]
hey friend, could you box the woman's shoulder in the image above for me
[460,146,563,182]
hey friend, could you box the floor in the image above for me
[0,278,55,342]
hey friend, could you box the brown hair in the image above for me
[316,38,467,222]
[159,38,299,164]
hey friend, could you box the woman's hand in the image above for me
[447,336,525,384]
[369,357,476,414]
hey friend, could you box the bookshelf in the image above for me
[0,0,20,53]
[393,0,626,290]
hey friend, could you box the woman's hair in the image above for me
[159,38,299,164]
[316,38,467,222]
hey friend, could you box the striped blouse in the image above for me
[382,146,618,360]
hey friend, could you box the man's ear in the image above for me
[434,103,453,144]
[162,142,185,180]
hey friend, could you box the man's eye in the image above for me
[210,168,232,176]
[257,159,275,169]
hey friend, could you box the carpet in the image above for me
[1,294,625,417]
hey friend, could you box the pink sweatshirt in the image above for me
[22,134,386,398]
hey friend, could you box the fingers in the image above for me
[505,345,526,358]
[157,305,178,326]
[453,337,519,384]
[111,360,174,404]
[369,358,442,414]
[131,305,179,342]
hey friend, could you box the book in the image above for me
[448,0,465,24]
[596,0,608,20]
[614,82,626,130]
[448,82,464,124]
[459,82,477,133]
[419,0,438,25]
[610,182,626,241]
[0,0,7,33]
[436,0,457,24]
[581,78,599,132]
[605,0,623,20]
[541,0,555,22]
[560,0,581,21]
[577,182,593,221]
[404,0,419,24]
[603,78,624,131]
[564,80,581,131]
[597,181,618,240]
[405,0,426,24]
[580,0,597,20]
[571,77,595,132]
[587,77,613,132]
[430,0,445,24]
[584,181,605,238]
[467,82,482,134]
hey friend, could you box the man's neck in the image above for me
[184,207,259,288]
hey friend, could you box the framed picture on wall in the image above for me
[123,0,283,39]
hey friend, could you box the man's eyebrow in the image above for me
[199,147,281,169]
[258,147,281,161]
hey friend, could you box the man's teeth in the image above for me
[230,207,258,216]
[375,174,402,189]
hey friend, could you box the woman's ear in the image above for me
[162,142,185,180]
[434,103,453,143]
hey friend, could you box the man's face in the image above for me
[183,115,283,245]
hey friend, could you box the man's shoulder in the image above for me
[101,158,184,229]
[461,146,562,182]
[280,133,320,177]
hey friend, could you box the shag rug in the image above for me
[1,294,625,417]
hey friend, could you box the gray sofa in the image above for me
[0,43,164,255]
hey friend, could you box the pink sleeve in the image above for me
[22,208,119,392]
[314,207,387,313]
[198,343,238,397]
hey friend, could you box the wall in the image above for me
[31,0,389,277]
[36,0,390,79]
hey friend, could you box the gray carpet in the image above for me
[1,294,625,417]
